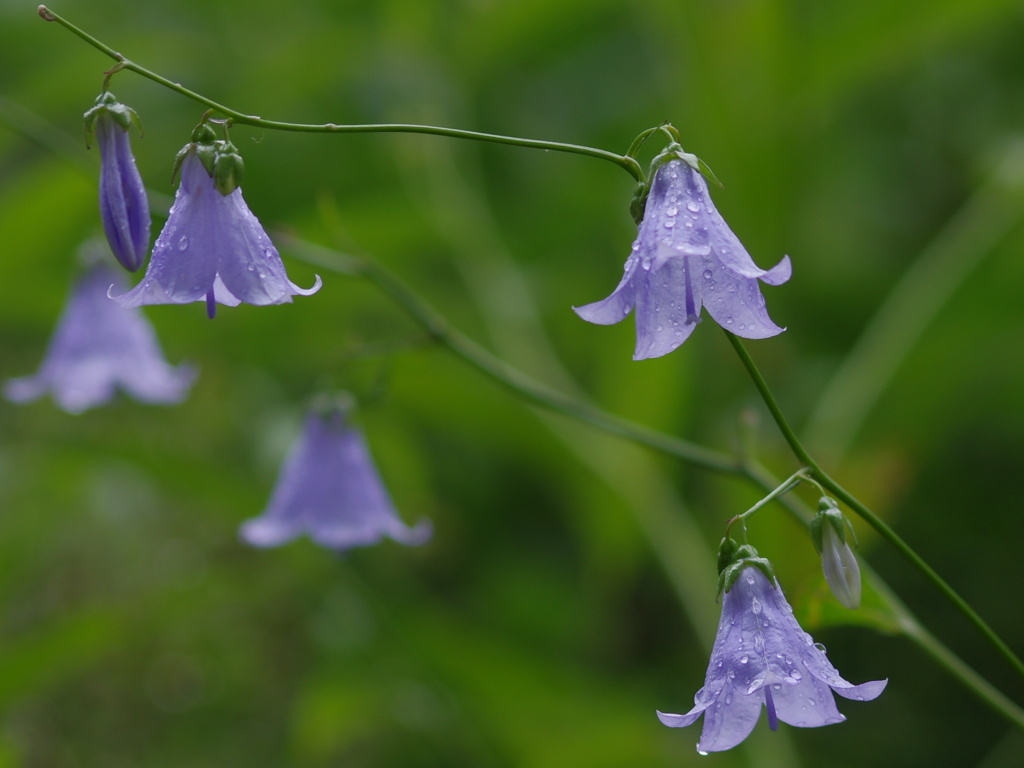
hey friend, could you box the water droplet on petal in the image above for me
[726,317,734,325]
[686,201,700,213]
[703,269,713,279]
[664,219,675,229]
[739,655,748,664]
[178,235,189,251]
[666,206,678,216]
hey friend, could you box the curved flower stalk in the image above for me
[5,261,195,413]
[85,92,151,272]
[112,144,320,318]
[658,565,886,752]
[574,158,791,360]
[240,405,432,552]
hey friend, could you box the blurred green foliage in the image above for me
[2,0,1024,766]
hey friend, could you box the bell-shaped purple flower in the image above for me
[239,407,432,552]
[574,159,791,360]
[5,261,195,414]
[658,566,886,753]
[90,96,151,272]
[112,149,320,318]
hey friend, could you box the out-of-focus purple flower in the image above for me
[112,147,320,318]
[240,406,432,552]
[574,158,791,360]
[658,565,886,753]
[86,93,151,272]
[5,261,195,414]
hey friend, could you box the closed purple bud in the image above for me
[111,149,320,317]
[5,261,195,413]
[240,407,432,552]
[657,566,886,753]
[93,106,151,272]
[574,158,791,359]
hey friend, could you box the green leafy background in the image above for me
[2,1,1024,766]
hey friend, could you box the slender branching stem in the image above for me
[726,331,1024,683]
[38,5,644,182]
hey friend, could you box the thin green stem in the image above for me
[728,468,806,536]
[726,331,1024,681]
[283,238,1024,727]
[285,238,739,476]
[37,5,644,182]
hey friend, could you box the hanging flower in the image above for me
[574,157,791,360]
[239,405,432,552]
[112,135,320,318]
[658,563,886,753]
[5,260,195,414]
[811,498,862,609]
[85,92,151,272]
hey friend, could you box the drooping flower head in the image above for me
[811,497,862,610]
[5,259,196,414]
[658,546,886,752]
[574,153,791,360]
[112,125,320,318]
[240,403,432,552]
[84,92,151,272]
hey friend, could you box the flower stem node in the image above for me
[811,498,862,609]
[84,92,151,272]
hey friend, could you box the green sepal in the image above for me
[716,536,740,575]
[211,141,244,195]
[83,91,142,148]
[716,541,778,598]
[810,497,857,553]
[629,181,648,224]
[170,135,244,195]
[630,142,723,222]
[191,122,218,144]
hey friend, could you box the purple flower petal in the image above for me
[112,152,320,313]
[5,261,195,413]
[576,159,790,358]
[240,407,431,553]
[658,566,886,752]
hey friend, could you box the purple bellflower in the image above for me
[5,261,195,414]
[658,564,886,753]
[85,92,151,272]
[112,139,320,318]
[240,406,432,552]
[574,158,791,360]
